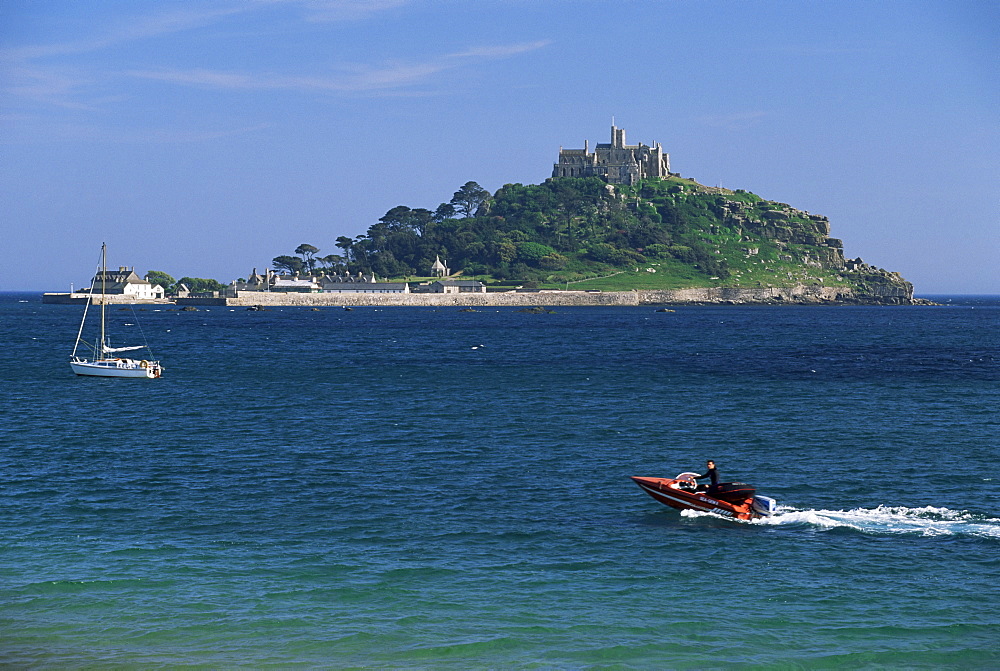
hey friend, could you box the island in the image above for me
[45,125,922,307]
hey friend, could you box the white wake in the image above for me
[752,505,1000,539]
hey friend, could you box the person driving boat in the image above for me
[695,460,719,493]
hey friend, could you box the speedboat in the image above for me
[631,472,777,520]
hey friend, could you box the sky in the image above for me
[1,0,997,294]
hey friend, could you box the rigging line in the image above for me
[128,301,156,360]
[71,246,105,359]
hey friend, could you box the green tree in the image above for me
[450,181,490,218]
[295,244,320,273]
[145,270,176,293]
[272,255,304,275]
[434,203,456,221]
[516,241,558,265]
[538,253,569,270]
[335,236,354,263]
[319,254,345,272]
[177,277,225,293]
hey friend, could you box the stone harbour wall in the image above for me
[42,293,172,305]
[172,283,914,307]
[219,291,640,308]
[46,284,915,308]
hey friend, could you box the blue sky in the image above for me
[2,0,997,293]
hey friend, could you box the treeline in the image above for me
[143,271,224,294]
[271,178,730,282]
[148,178,740,289]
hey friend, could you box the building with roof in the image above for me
[231,268,321,293]
[84,266,164,300]
[272,277,321,293]
[230,268,410,295]
[552,125,670,186]
[431,255,449,277]
[322,281,410,294]
[427,280,486,294]
[238,268,274,292]
[322,272,409,293]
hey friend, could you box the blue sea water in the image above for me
[1,293,998,668]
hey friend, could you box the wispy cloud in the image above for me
[3,1,410,62]
[1,1,422,109]
[449,42,553,59]
[3,2,546,111]
[257,0,413,22]
[2,7,248,62]
[0,6,253,111]
[5,65,97,110]
[127,40,552,93]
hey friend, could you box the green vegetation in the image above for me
[146,270,228,295]
[277,176,855,291]
[273,244,346,276]
[177,277,226,293]
[144,270,176,293]
[268,176,906,296]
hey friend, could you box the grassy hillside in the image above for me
[290,175,910,297]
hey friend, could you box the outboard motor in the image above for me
[751,495,777,517]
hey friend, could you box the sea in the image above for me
[1,292,997,669]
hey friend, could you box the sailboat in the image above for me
[70,244,164,378]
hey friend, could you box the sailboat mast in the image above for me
[100,242,106,359]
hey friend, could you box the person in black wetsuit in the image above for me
[695,460,719,493]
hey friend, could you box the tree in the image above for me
[335,236,354,263]
[434,202,456,221]
[145,270,176,293]
[272,255,304,275]
[177,277,225,293]
[295,243,319,272]
[319,254,345,272]
[516,241,558,265]
[377,206,434,235]
[450,181,490,218]
[409,208,434,236]
[379,206,414,231]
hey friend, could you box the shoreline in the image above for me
[41,285,925,307]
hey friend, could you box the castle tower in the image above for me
[552,125,671,185]
[612,125,625,148]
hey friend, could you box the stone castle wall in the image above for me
[553,125,669,185]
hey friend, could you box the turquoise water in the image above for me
[1,294,998,668]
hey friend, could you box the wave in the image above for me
[753,505,1000,539]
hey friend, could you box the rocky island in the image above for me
[232,124,915,306]
[47,125,921,307]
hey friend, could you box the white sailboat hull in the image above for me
[70,358,162,378]
[71,244,164,380]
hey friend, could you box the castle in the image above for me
[552,125,670,185]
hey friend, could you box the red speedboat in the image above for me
[631,472,777,521]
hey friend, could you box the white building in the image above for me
[322,272,409,293]
[85,267,164,300]
[429,280,486,294]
